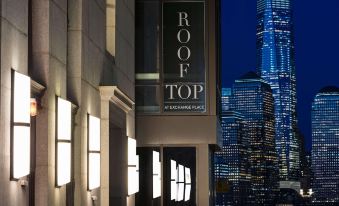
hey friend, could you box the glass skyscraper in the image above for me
[311,86,339,204]
[215,88,251,206]
[257,0,300,181]
[215,110,251,206]
[232,72,279,205]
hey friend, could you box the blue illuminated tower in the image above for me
[257,0,300,182]
[312,86,339,204]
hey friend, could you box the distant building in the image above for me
[221,88,232,111]
[215,110,251,206]
[299,131,312,195]
[232,71,279,205]
[312,86,339,204]
[257,0,300,182]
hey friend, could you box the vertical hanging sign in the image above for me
[163,1,205,112]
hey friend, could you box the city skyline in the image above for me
[221,0,339,152]
[311,86,339,203]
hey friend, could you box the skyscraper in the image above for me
[232,72,279,205]
[257,0,300,182]
[215,110,251,206]
[311,86,339,204]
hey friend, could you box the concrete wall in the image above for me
[0,0,29,205]
[0,0,135,205]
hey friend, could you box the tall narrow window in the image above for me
[177,164,185,201]
[88,114,101,190]
[128,137,139,195]
[56,97,72,187]
[153,151,161,198]
[170,160,177,200]
[11,70,31,180]
[106,0,116,56]
[184,167,191,201]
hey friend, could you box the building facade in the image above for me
[311,86,339,204]
[257,0,300,182]
[135,0,222,205]
[232,72,279,205]
[0,0,137,205]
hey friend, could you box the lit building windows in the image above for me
[11,70,31,179]
[312,87,339,203]
[56,97,72,187]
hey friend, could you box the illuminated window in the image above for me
[88,114,101,190]
[184,167,191,201]
[177,164,185,201]
[153,151,161,198]
[128,137,139,195]
[11,70,31,179]
[56,97,72,186]
[170,160,177,200]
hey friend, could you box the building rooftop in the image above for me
[318,86,339,94]
[238,71,262,80]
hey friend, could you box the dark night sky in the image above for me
[221,0,339,151]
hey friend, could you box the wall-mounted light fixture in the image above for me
[153,151,161,198]
[11,70,31,180]
[88,114,101,190]
[56,97,72,187]
[30,98,37,117]
[170,160,177,200]
[128,137,139,195]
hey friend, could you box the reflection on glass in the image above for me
[171,160,177,200]
[184,184,191,201]
[185,167,191,201]
[177,183,185,201]
[178,164,184,182]
[185,167,191,184]
[136,85,160,113]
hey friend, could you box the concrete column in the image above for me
[100,90,111,206]
[31,0,68,205]
[197,144,210,206]
[0,0,29,205]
